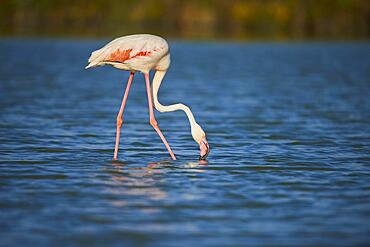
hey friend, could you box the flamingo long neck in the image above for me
[152,70,197,129]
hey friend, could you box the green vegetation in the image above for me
[0,0,369,40]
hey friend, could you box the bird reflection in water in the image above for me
[108,158,208,172]
[99,159,209,216]
[147,159,209,170]
[102,160,168,203]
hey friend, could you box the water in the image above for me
[1,39,370,246]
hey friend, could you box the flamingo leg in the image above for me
[113,72,134,160]
[144,73,176,160]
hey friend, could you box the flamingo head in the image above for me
[191,124,210,160]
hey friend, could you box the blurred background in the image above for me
[1,1,370,246]
[0,0,369,40]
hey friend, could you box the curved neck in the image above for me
[152,70,198,129]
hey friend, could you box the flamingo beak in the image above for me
[199,138,210,160]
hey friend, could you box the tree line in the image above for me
[0,0,368,39]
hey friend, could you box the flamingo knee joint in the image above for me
[116,117,123,128]
[150,118,158,128]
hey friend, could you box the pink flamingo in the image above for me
[86,34,210,161]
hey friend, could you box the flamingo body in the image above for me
[86,34,209,161]
[86,34,170,73]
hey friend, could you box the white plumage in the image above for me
[86,34,170,73]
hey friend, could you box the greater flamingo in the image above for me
[86,34,210,161]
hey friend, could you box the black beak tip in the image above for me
[199,141,210,161]
[199,155,207,161]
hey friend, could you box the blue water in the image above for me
[0,39,370,246]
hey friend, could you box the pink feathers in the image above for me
[107,49,152,63]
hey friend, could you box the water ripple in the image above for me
[0,40,370,246]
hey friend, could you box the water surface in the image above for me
[1,39,370,246]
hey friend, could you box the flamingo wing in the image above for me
[86,34,168,69]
